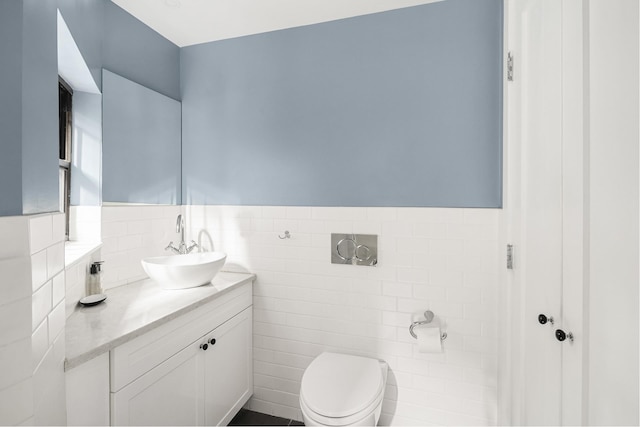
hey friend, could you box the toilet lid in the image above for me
[300,352,384,418]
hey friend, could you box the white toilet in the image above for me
[299,352,388,426]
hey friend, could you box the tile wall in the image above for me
[99,205,182,290]
[0,205,500,426]
[28,213,67,426]
[185,206,501,426]
[0,214,67,425]
[0,216,33,425]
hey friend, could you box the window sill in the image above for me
[65,241,102,269]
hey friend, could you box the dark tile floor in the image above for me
[229,409,304,426]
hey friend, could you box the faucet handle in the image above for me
[165,242,180,254]
[186,240,199,254]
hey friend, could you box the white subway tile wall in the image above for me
[186,206,501,426]
[0,205,498,426]
[0,378,33,426]
[0,216,33,425]
[100,205,182,290]
[28,213,67,425]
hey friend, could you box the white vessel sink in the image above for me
[141,252,227,290]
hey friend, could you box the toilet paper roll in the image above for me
[415,322,443,353]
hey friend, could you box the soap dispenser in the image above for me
[80,261,107,306]
[88,261,104,295]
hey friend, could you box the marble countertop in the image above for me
[65,271,255,371]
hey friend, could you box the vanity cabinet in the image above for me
[111,307,252,426]
[106,281,252,426]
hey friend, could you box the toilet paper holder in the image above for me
[409,310,447,341]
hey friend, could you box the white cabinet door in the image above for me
[204,308,253,426]
[508,1,563,424]
[506,0,586,425]
[111,341,205,426]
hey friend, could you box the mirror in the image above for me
[102,69,181,205]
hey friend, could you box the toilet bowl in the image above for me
[299,352,388,426]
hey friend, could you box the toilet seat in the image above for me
[300,353,385,425]
[300,385,385,426]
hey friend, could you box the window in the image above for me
[59,78,72,238]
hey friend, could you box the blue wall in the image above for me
[1,0,503,215]
[57,0,181,99]
[22,0,60,215]
[0,0,24,216]
[0,0,181,216]
[56,0,104,89]
[102,1,180,100]
[181,0,503,207]
[0,0,59,216]
[60,0,181,207]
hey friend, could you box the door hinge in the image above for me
[507,52,514,81]
[506,244,514,269]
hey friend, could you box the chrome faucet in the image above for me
[165,214,199,254]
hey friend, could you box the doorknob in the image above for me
[200,343,208,351]
[538,314,554,325]
[555,329,574,342]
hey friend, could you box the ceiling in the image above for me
[110,0,444,47]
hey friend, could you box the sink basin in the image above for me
[141,252,227,290]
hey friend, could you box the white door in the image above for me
[111,342,205,426]
[506,0,585,425]
[204,308,253,426]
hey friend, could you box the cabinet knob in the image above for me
[200,343,208,351]
[538,314,554,325]
[209,338,216,345]
[555,329,574,342]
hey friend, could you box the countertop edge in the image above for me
[64,272,256,371]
